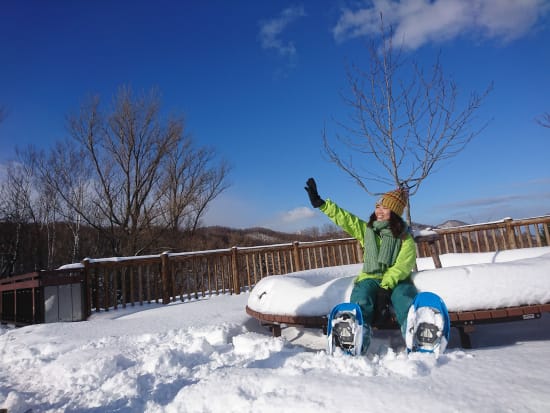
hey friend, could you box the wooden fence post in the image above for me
[103,267,110,311]
[356,240,363,264]
[414,234,442,269]
[161,251,171,304]
[504,218,518,249]
[13,284,17,324]
[112,269,118,310]
[82,258,92,317]
[121,267,127,309]
[293,241,301,272]
[231,246,240,294]
[427,234,442,269]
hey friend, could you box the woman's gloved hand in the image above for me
[304,177,325,208]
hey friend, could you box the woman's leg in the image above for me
[350,278,380,326]
[350,278,380,354]
[390,280,418,337]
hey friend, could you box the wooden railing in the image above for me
[81,238,362,313]
[2,215,549,324]
[80,215,550,314]
[415,216,550,257]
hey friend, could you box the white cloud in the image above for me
[333,0,549,49]
[253,207,322,233]
[280,206,317,223]
[259,5,306,57]
[475,0,549,41]
[202,192,264,229]
[203,187,321,232]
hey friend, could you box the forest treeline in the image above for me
[0,221,344,277]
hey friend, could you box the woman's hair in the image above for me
[368,211,407,239]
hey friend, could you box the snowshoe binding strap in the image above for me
[415,322,442,350]
[333,320,355,349]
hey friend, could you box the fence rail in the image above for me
[2,215,549,325]
[80,237,363,314]
[415,216,550,257]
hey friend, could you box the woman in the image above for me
[304,177,417,354]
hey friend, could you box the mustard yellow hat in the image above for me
[376,188,408,216]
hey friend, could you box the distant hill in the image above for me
[191,220,469,250]
[436,220,469,229]
[410,222,432,232]
[188,225,334,250]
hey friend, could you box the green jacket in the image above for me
[320,199,416,289]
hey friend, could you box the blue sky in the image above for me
[1,0,549,232]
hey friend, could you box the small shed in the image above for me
[0,269,87,325]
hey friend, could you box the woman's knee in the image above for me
[392,281,417,300]
[351,279,379,302]
[391,281,417,324]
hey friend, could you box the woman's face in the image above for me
[375,204,391,221]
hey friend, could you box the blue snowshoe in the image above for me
[405,292,450,355]
[327,302,365,356]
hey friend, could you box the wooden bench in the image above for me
[246,234,550,348]
[246,303,550,348]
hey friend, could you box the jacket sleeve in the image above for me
[319,199,367,246]
[380,233,417,290]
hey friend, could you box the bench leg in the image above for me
[456,325,474,349]
[269,324,281,337]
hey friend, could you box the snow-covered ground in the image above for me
[2,248,550,412]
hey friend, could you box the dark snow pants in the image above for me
[350,277,417,336]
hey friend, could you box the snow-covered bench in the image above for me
[246,246,550,348]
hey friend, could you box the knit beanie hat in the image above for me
[376,188,408,216]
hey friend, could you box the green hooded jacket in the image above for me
[319,199,416,289]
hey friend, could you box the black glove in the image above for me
[373,287,392,325]
[304,177,325,208]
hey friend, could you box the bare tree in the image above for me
[1,147,74,271]
[157,136,230,235]
[0,161,36,223]
[27,141,90,263]
[0,159,37,275]
[39,85,231,256]
[323,16,492,225]
[23,148,61,269]
[536,112,550,128]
